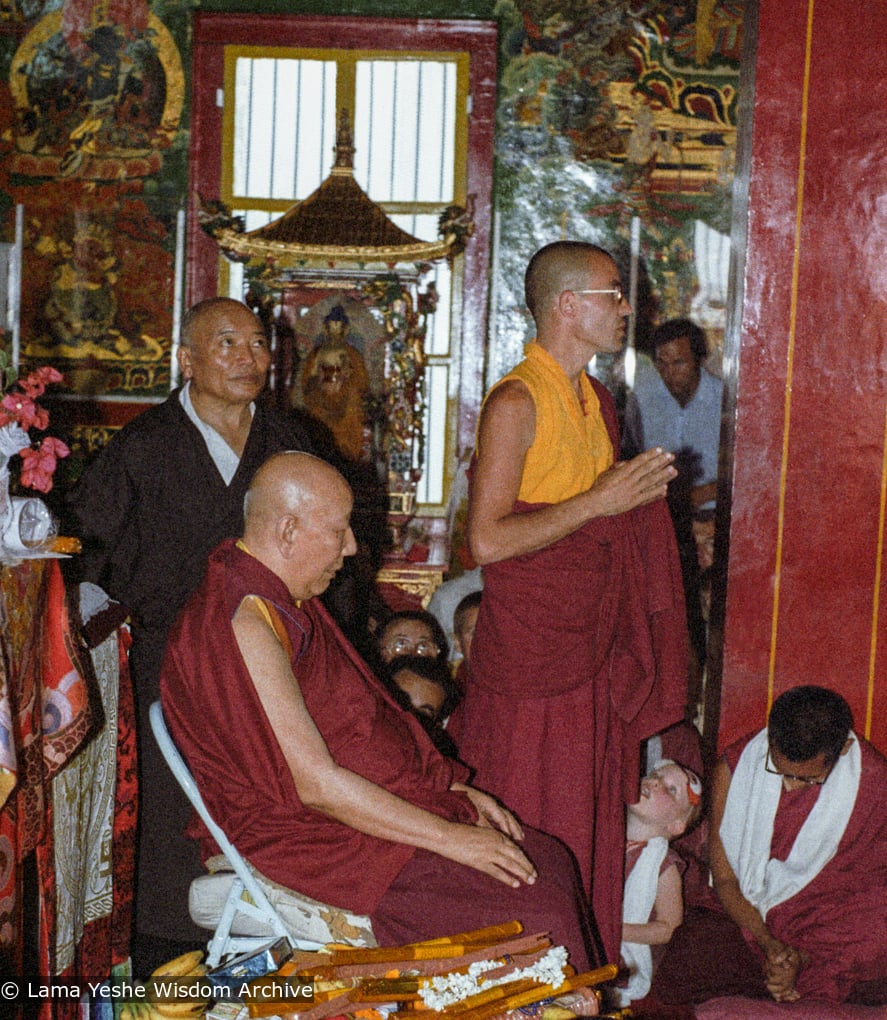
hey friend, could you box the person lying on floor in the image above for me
[160,451,600,984]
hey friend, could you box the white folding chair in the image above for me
[150,701,322,967]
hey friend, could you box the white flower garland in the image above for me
[418,946,569,1011]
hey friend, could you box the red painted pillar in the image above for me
[719,0,887,752]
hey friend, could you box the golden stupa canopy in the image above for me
[198,109,474,277]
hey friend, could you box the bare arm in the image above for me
[233,600,537,888]
[467,380,677,565]
[622,862,684,946]
[709,757,806,1000]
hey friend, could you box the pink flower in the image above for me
[36,366,63,385]
[42,435,70,459]
[0,364,67,493]
[1,393,48,431]
[19,437,69,493]
[19,374,46,399]
[19,367,63,399]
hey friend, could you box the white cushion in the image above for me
[189,857,376,947]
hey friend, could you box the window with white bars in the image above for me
[221,49,468,508]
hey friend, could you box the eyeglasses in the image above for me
[571,284,625,305]
[385,637,439,657]
[764,749,833,786]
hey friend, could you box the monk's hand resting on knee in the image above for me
[446,822,538,888]
[587,447,676,516]
[451,783,525,841]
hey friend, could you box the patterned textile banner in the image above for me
[0,559,91,959]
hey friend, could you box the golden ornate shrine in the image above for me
[199,110,473,568]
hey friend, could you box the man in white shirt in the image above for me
[624,319,723,690]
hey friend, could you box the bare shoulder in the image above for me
[478,378,535,448]
[231,595,279,652]
[483,377,533,417]
[233,593,267,628]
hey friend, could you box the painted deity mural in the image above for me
[491,0,742,385]
[0,0,742,408]
[0,0,187,398]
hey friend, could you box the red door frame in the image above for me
[188,13,498,455]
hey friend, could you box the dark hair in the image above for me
[453,590,482,636]
[377,609,450,662]
[768,685,853,763]
[384,654,460,719]
[652,318,708,364]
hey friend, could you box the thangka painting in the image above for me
[0,0,187,399]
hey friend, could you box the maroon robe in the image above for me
[161,540,597,967]
[655,734,887,1005]
[458,378,687,962]
[726,734,887,1003]
[162,540,475,912]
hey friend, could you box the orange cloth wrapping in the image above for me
[480,342,613,504]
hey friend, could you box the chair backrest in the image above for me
[149,700,292,950]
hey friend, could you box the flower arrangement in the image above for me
[419,945,570,1011]
[0,348,70,493]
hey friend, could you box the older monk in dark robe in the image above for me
[161,452,599,977]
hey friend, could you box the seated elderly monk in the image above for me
[160,451,598,971]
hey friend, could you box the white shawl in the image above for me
[719,727,861,919]
[617,836,669,1006]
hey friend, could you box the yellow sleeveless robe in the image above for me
[483,341,613,503]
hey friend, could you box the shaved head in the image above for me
[243,452,356,598]
[180,297,259,349]
[244,451,347,534]
[524,241,614,322]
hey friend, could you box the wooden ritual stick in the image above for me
[350,975,423,1002]
[448,965,618,1020]
[405,975,541,1019]
[311,921,526,968]
[407,921,525,947]
[297,933,551,981]
[272,988,355,1020]
[350,949,553,1004]
[470,950,553,985]
[278,924,527,980]
[245,981,355,1019]
[279,950,334,974]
